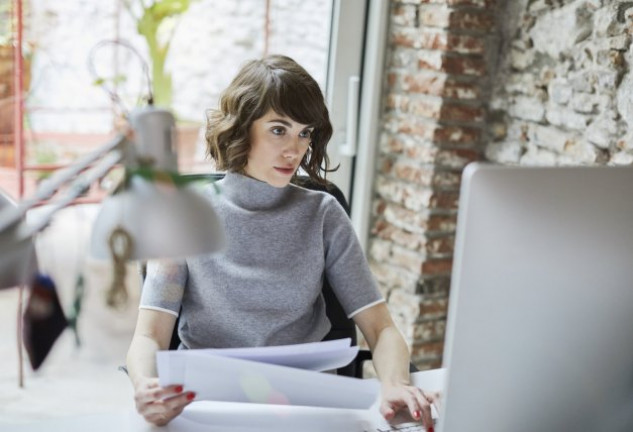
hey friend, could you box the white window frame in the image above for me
[326,0,390,252]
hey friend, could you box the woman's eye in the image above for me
[271,127,285,135]
[300,129,312,138]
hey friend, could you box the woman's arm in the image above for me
[353,303,437,431]
[126,309,195,426]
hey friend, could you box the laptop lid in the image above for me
[439,163,633,432]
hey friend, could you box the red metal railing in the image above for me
[13,0,24,198]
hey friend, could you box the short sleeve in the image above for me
[139,259,188,317]
[322,198,384,318]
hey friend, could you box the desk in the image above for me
[5,405,370,432]
[4,369,445,432]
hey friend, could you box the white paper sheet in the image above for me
[179,401,375,432]
[157,348,379,409]
[411,367,445,394]
[157,339,359,387]
[190,338,357,370]
[169,353,379,409]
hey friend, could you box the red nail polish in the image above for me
[428,427,435,432]
[186,392,196,400]
[174,385,183,393]
[413,410,421,419]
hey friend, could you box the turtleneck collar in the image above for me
[217,171,293,211]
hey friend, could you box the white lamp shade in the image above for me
[90,176,225,261]
[0,192,38,289]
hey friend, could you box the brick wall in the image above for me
[370,0,498,370]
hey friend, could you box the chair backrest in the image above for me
[142,173,360,376]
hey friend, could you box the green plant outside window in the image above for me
[123,0,193,108]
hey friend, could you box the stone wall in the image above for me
[487,0,633,166]
[372,0,498,370]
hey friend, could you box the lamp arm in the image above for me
[0,134,127,233]
[25,149,124,236]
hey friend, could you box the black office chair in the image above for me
[141,173,415,378]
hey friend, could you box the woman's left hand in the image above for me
[380,383,440,431]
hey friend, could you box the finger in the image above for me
[136,387,164,407]
[162,384,186,400]
[379,400,396,420]
[380,393,408,421]
[138,383,184,406]
[140,391,187,418]
[162,391,196,412]
[414,394,433,431]
[145,411,174,427]
[401,389,429,426]
[141,400,168,418]
[169,402,187,419]
[144,392,195,425]
[413,389,432,414]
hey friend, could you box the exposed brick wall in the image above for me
[487,1,633,166]
[375,0,633,371]
[370,0,498,370]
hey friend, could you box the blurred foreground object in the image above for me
[22,274,68,370]
[0,107,225,292]
[0,106,225,374]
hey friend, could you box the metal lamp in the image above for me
[90,107,225,261]
[0,106,225,290]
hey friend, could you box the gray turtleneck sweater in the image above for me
[140,172,384,349]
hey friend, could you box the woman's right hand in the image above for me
[133,377,196,426]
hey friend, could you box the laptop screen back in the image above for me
[439,163,633,432]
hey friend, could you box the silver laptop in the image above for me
[439,163,633,432]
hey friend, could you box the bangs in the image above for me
[263,69,326,128]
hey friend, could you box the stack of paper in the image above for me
[174,368,447,432]
[157,338,379,409]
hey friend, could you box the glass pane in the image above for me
[18,0,333,184]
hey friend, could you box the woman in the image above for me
[126,55,437,431]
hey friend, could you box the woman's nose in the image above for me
[283,137,301,158]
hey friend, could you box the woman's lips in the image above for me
[274,167,294,175]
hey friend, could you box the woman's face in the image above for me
[244,109,313,187]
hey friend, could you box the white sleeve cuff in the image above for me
[347,298,386,319]
[138,305,179,317]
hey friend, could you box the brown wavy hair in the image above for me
[205,55,335,184]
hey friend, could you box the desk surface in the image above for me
[4,403,427,432]
[5,404,376,432]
